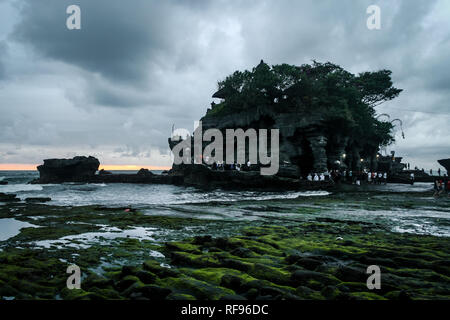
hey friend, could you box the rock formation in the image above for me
[169,60,402,178]
[168,164,332,190]
[99,169,112,175]
[0,193,19,202]
[31,156,178,185]
[438,158,450,174]
[25,197,52,203]
[33,156,100,184]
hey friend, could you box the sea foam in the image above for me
[0,184,43,193]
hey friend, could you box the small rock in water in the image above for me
[0,193,19,202]
[25,197,52,203]
[0,181,8,185]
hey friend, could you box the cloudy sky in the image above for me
[0,0,449,170]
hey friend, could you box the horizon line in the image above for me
[0,164,172,171]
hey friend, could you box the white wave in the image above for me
[250,190,331,201]
[0,176,4,181]
[0,184,43,193]
[168,190,331,204]
[92,183,107,187]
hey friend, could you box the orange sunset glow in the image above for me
[0,164,171,171]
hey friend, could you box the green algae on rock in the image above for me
[0,190,449,300]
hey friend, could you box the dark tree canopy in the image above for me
[207,60,402,153]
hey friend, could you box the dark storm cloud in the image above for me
[0,0,449,168]
[12,0,178,84]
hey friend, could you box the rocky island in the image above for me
[169,61,402,180]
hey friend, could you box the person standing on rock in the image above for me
[433,179,440,197]
[307,173,312,181]
[383,172,388,184]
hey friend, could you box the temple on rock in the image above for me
[169,60,403,178]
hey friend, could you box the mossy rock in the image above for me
[249,263,290,285]
[61,288,94,300]
[115,275,142,293]
[136,285,172,300]
[348,292,387,300]
[143,260,179,278]
[161,276,235,300]
[165,242,201,253]
[170,251,221,268]
[166,293,196,300]
[184,267,254,286]
[135,270,158,284]
[220,258,253,272]
[337,282,370,293]
[291,270,340,287]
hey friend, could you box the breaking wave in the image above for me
[0,184,44,193]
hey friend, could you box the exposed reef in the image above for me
[0,193,449,300]
[0,193,19,202]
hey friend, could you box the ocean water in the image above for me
[0,170,330,207]
[0,170,449,238]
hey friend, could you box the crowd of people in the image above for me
[306,169,388,185]
[206,159,449,196]
[433,177,450,197]
[210,160,252,172]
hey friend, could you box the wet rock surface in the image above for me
[0,193,19,202]
[168,164,333,190]
[0,189,448,300]
[25,197,52,203]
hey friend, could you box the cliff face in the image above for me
[200,105,344,176]
[438,159,450,173]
